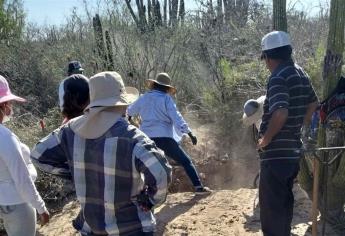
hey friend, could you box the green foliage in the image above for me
[8,107,61,148]
[0,0,24,42]
[304,41,326,97]
[202,58,269,136]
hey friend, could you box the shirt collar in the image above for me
[148,89,166,95]
[271,59,294,76]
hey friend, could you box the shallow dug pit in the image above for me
[168,123,260,193]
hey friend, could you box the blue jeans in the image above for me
[0,203,36,236]
[152,137,202,188]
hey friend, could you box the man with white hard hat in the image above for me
[257,31,318,236]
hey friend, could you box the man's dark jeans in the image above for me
[259,160,300,236]
[152,137,202,188]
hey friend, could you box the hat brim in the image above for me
[85,86,139,110]
[0,94,26,104]
[242,112,262,127]
[68,68,84,74]
[146,79,177,94]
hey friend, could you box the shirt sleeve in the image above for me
[0,133,47,214]
[134,137,172,207]
[127,96,142,116]
[31,127,71,179]
[166,96,192,134]
[268,76,289,113]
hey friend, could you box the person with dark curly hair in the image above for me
[59,74,89,124]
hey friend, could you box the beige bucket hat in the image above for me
[70,71,139,139]
[146,72,177,94]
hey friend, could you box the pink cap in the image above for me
[0,75,26,104]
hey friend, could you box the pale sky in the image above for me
[23,0,329,26]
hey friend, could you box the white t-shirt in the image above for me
[0,124,46,213]
[58,79,66,111]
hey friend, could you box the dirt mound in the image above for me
[169,120,260,193]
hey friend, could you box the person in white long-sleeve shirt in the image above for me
[128,72,211,194]
[0,75,49,236]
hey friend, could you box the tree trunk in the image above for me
[272,0,287,31]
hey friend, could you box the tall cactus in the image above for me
[170,0,178,27]
[92,14,107,69]
[105,30,114,70]
[179,0,185,25]
[272,0,287,31]
[319,0,345,228]
[125,0,179,31]
[163,0,167,26]
[298,0,345,233]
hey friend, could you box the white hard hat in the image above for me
[261,31,291,51]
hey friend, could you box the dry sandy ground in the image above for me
[36,185,337,236]
[36,121,339,236]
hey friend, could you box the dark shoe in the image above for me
[195,186,212,195]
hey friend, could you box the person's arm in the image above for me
[258,76,289,149]
[258,108,288,148]
[134,137,172,210]
[0,133,48,215]
[31,127,71,179]
[166,96,197,144]
[303,101,318,126]
[127,96,142,117]
[304,83,319,126]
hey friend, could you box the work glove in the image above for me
[137,187,154,212]
[188,132,197,145]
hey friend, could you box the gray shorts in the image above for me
[0,203,36,236]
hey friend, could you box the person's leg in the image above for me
[0,203,36,236]
[259,161,299,236]
[142,232,154,236]
[152,138,203,188]
[285,162,300,235]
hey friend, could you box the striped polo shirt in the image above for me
[259,60,318,161]
[31,118,172,235]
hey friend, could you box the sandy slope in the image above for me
[37,184,337,236]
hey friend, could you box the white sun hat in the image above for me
[242,95,266,129]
